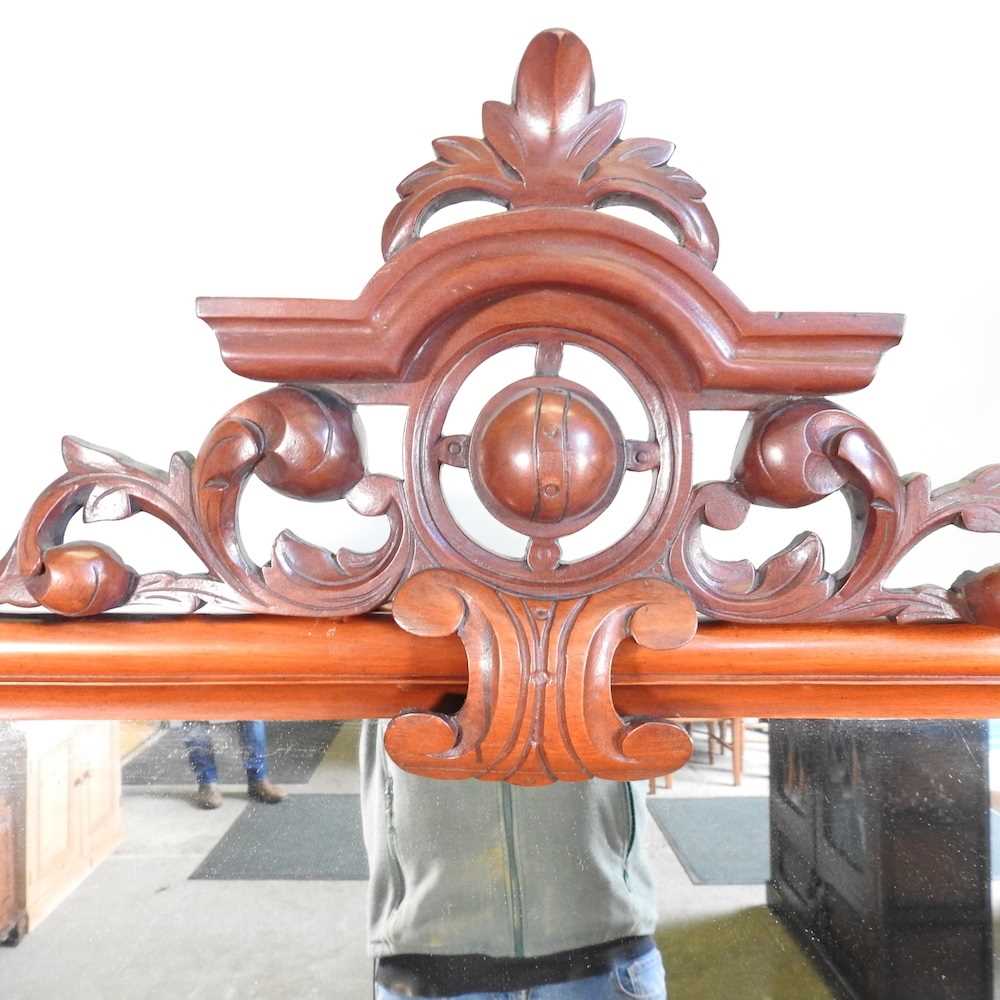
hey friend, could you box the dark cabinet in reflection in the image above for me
[768,720,992,1000]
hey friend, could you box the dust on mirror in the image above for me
[0,717,995,999]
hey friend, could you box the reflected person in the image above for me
[184,720,287,809]
[360,720,667,999]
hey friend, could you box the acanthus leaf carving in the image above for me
[669,397,1000,624]
[82,485,134,524]
[129,572,244,615]
[0,386,413,617]
[382,29,719,268]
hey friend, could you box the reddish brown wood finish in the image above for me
[196,216,903,394]
[387,572,697,784]
[1,616,1000,722]
[469,381,625,533]
[0,29,999,784]
[381,28,721,266]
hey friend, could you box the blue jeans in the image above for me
[183,721,268,783]
[375,947,667,999]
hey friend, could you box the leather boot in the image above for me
[247,777,287,804]
[196,783,223,809]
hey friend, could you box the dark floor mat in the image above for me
[123,721,342,786]
[649,797,1000,886]
[190,793,368,881]
[647,796,770,885]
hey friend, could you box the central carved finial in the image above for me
[382,28,719,266]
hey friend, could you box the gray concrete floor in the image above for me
[1,722,818,999]
[3,726,371,1000]
[648,723,772,930]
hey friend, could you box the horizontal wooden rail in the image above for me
[0,614,998,719]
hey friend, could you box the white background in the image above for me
[1,1,998,595]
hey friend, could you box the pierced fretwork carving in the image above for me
[669,399,1000,623]
[381,29,718,266]
[2,29,1000,784]
[0,386,414,616]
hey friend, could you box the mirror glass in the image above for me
[0,717,995,998]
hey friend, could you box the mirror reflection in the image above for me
[0,718,995,998]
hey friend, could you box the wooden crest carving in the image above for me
[3,29,1000,784]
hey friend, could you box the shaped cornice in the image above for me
[199,210,902,396]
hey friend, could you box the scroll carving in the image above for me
[668,399,1000,624]
[0,386,414,616]
[386,572,696,785]
[3,29,1000,785]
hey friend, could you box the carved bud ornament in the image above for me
[2,30,999,785]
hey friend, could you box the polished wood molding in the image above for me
[2,615,1000,722]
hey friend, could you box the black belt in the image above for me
[375,935,655,997]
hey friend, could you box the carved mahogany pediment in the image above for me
[198,212,902,397]
[2,29,1000,785]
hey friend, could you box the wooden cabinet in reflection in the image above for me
[0,724,26,944]
[0,721,122,939]
[768,720,992,999]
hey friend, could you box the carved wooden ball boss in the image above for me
[3,30,1000,785]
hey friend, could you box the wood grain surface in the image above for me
[1,614,998,722]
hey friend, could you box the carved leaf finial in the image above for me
[381,29,719,267]
[481,29,623,190]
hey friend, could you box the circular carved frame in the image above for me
[404,308,692,597]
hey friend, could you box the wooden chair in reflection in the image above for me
[647,718,745,792]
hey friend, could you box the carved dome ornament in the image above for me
[468,379,625,534]
[2,29,1000,785]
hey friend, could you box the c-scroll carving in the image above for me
[0,385,414,616]
[385,571,697,785]
[669,398,1000,623]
